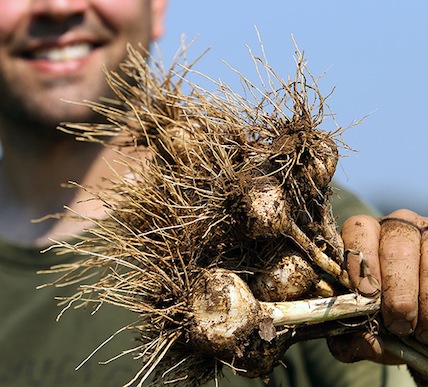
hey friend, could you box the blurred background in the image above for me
[158,0,428,216]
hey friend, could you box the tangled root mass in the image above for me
[49,37,353,386]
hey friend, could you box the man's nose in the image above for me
[31,0,89,20]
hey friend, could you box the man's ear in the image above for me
[151,0,168,40]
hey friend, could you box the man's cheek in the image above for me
[0,3,24,35]
[91,0,147,28]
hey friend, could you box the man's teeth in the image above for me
[33,43,92,61]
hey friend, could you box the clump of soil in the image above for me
[46,38,356,386]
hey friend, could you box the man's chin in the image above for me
[0,99,106,135]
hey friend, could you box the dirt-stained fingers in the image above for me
[341,215,382,297]
[328,332,403,365]
[342,210,428,342]
[416,225,428,344]
[377,210,422,337]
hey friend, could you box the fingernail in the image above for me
[387,320,413,336]
[358,277,380,297]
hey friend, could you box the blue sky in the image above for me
[157,1,428,215]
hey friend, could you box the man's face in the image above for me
[0,0,165,129]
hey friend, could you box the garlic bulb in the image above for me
[250,251,318,301]
[191,269,263,356]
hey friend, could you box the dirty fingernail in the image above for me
[358,277,380,297]
[388,320,413,336]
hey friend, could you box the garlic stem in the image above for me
[262,293,380,326]
[288,219,352,288]
[383,335,428,377]
[263,294,428,377]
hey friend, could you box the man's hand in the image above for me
[328,209,428,367]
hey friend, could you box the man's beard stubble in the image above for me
[0,75,112,142]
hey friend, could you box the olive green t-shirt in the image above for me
[0,184,415,386]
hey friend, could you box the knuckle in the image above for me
[342,214,376,229]
[389,209,418,220]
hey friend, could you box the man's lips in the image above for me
[15,41,104,76]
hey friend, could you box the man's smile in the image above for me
[30,42,93,62]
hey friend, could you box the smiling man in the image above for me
[0,0,166,245]
[0,0,164,127]
[0,1,167,386]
